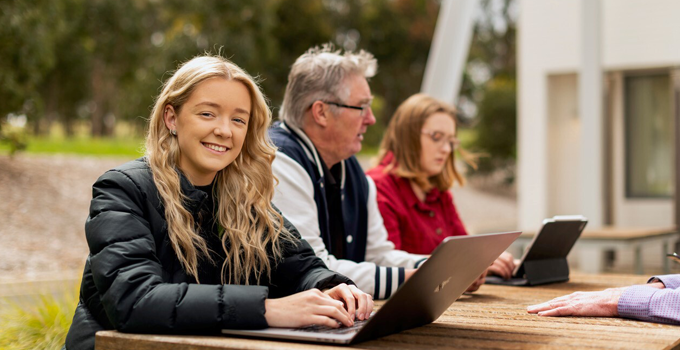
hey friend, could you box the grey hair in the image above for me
[279,43,378,127]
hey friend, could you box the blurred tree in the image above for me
[39,0,89,136]
[299,0,440,148]
[460,0,517,173]
[269,0,335,112]
[0,0,65,131]
[84,0,157,136]
[474,77,516,171]
[1,0,447,144]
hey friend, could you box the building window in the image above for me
[625,73,673,198]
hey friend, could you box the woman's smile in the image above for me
[202,142,229,153]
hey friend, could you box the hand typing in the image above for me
[264,284,373,329]
[487,251,516,280]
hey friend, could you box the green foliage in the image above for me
[459,0,517,175]
[0,0,441,150]
[1,0,518,165]
[0,290,78,350]
[457,128,478,150]
[0,115,29,157]
[0,125,29,157]
[474,77,516,172]
[356,0,439,147]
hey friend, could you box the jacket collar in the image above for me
[280,121,346,190]
[177,169,209,213]
[380,152,443,207]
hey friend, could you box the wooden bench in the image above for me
[511,227,680,274]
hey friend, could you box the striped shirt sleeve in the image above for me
[272,152,428,300]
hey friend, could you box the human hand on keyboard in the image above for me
[323,283,374,321]
[265,288,353,328]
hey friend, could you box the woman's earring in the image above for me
[170,129,177,136]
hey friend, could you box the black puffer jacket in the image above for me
[65,158,353,350]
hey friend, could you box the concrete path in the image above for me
[451,186,517,234]
[1,155,517,301]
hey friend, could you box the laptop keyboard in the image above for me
[292,319,369,334]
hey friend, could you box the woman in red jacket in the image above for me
[366,93,515,281]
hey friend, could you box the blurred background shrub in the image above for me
[2,0,517,179]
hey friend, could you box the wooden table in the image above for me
[95,273,680,350]
[510,227,679,274]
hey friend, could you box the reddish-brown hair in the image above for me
[377,93,470,191]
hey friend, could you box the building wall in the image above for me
[518,0,680,231]
[517,0,581,230]
[603,1,680,69]
[546,74,580,217]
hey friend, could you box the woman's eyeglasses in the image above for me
[421,130,460,150]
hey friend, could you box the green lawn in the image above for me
[0,136,145,157]
[0,128,477,158]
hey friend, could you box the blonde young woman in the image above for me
[366,93,515,291]
[64,55,372,350]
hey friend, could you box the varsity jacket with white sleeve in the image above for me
[269,121,427,299]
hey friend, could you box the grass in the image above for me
[0,122,146,157]
[0,288,78,350]
[8,136,146,157]
[0,122,479,158]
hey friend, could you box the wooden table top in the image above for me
[95,273,680,350]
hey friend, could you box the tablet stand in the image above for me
[518,258,570,285]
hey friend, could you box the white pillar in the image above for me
[421,0,479,105]
[517,0,549,231]
[579,0,604,228]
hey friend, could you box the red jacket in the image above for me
[366,153,467,254]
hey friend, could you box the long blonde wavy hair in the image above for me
[145,55,293,285]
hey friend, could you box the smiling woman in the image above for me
[163,78,251,186]
[62,55,373,350]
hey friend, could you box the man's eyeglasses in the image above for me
[324,101,372,117]
[421,130,460,150]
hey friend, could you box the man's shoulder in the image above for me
[269,123,307,158]
[268,121,289,142]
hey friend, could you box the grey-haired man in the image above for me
[269,45,436,300]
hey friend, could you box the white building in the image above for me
[518,0,680,234]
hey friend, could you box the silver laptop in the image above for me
[222,231,521,345]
